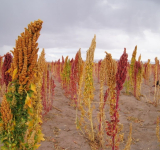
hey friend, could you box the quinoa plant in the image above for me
[0,19,44,150]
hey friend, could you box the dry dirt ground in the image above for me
[39,77,160,150]
[0,77,160,150]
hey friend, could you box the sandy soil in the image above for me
[38,77,160,150]
[0,76,160,150]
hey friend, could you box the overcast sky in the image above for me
[0,0,160,62]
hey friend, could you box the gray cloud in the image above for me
[0,0,160,62]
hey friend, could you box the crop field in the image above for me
[0,19,160,150]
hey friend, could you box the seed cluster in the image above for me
[0,95,13,129]
[9,19,43,91]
